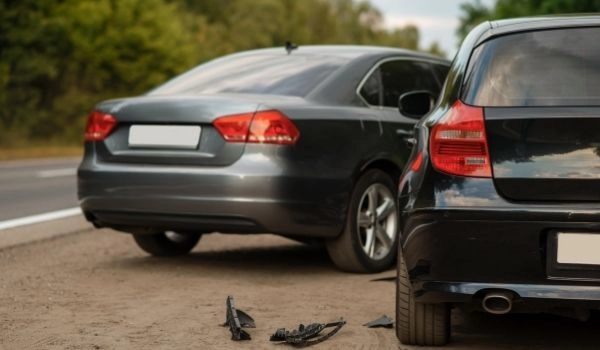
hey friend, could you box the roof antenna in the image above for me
[285,41,298,55]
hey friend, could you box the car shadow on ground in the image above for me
[101,234,600,349]
[438,310,600,350]
[105,237,358,277]
[187,243,333,272]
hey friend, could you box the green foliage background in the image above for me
[0,0,431,147]
[458,0,600,40]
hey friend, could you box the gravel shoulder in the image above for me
[0,229,398,349]
[2,226,600,350]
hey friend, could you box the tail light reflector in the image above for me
[212,113,254,142]
[410,151,424,172]
[213,110,300,145]
[84,111,117,141]
[430,101,491,178]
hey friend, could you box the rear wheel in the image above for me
[326,169,398,273]
[396,254,450,346]
[133,231,201,257]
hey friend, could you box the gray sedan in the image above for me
[77,45,449,272]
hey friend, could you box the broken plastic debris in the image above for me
[363,315,394,328]
[270,318,346,347]
[222,295,255,341]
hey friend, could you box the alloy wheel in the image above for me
[356,183,397,260]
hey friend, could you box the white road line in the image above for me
[0,207,82,231]
[36,168,77,178]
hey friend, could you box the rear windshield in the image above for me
[462,27,600,107]
[150,53,349,97]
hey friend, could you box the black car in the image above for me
[396,16,600,345]
[77,45,449,273]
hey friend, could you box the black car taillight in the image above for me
[84,110,117,141]
[430,101,492,178]
[213,110,300,145]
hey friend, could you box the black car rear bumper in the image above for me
[400,208,600,304]
[414,281,600,306]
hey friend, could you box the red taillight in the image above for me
[248,110,299,144]
[430,101,491,178]
[84,110,117,141]
[213,110,300,145]
[212,112,254,142]
[410,151,423,172]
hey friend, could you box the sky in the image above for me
[370,0,496,57]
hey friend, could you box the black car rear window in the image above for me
[150,53,349,97]
[462,27,600,107]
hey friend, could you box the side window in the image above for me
[379,60,441,108]
[359,68,382,106]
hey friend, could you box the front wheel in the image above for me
[133,231,201,257]
[326,169,399,273]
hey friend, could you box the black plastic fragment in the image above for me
[235,308,255,328]
[222,295,255,341]
[270,318,345,347]
[363,315,394,328]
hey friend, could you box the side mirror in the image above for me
[398,91,435,120]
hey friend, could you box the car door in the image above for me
[357,58,447,167]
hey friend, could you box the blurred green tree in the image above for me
[458,0,600,41]
[457,0,492,41]
[0,0,439,146]
[1,0,195,144]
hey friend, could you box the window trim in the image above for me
[356,57,449,109]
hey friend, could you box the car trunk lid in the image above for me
[93,95,264,166]
[485,107,600,202]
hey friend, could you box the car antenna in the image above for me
[285,41,298,55]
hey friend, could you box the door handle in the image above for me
[396,129,416,148]
[395,129,413,136]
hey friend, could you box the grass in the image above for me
[0,145,83,161]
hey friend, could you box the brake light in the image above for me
[84,110,117,141]
[410,151,423,172]
[212,113,253,142]
[430,101,491,178]
[213,110,300,145]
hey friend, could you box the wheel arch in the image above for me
[332,157,403,239]
[357,157,403,187]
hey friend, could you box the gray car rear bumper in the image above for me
[78,155,350,238]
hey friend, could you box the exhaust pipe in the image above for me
[482,291,513,315]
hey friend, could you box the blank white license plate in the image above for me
[128,125,200,149]
[557,233,600,265]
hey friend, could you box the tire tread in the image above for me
[396,255,450,346]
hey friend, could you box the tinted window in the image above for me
[463,27,600,107]
[359,60,441,108]
[359,69,382,105]
[379,60,440,108]
[150,53,349,97]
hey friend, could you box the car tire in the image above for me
[132,231,201,257]
[396,254,450,346]
[326,169,399,273]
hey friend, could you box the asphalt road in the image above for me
[0,157,80,221]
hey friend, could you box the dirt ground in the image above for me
[0,229,398,349]
[3,227,600,350]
